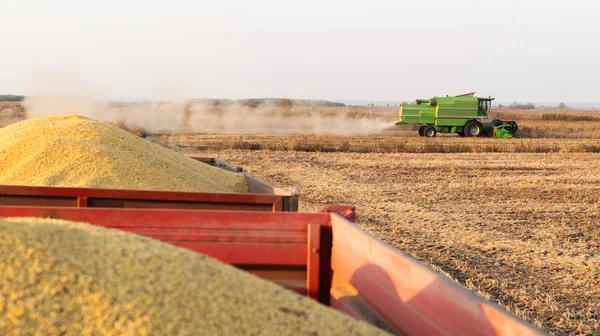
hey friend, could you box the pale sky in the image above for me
[0,0,598,103]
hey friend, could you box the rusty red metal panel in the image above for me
[77,197,88,207]
[0,195,76,207]
[0,205,318,298]
[306,223,321,301]
[0,206,330,268]
[116,229,307,244]
[0,206,329,231]
[88,199,275,212]
[271,197,283,212]
[169,242,307,266]
[329,215,546,336]
[0,185,285,211]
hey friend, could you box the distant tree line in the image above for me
[186,98,345,108]
[238,98,344,108]
[0,95,25,102]
[509,102,536,109]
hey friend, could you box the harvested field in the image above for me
[0,102,26,127]
[162,133,600,154]
[173,144,600,335]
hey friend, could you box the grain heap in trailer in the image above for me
[0,115,546,335]
[396,92,519,138]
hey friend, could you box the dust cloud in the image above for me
[23,68,391,136]
[183,100,391,135]
[23,68,187,132]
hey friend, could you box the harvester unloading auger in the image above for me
[395,92,519,138]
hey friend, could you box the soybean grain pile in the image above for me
[0,115,248,193]
[0,217,388,335]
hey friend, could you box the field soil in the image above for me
[179,146,600,336]
[0,102,25,127]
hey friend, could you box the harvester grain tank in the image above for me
[396,92,519,138]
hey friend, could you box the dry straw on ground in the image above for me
[0,115,248,193]
[0,217,388,335]
[162,133,600,154]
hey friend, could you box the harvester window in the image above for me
[478,100,491,115]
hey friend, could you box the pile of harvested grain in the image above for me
[0,217,388,335]
[0,114,248,193]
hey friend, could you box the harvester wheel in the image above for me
[423,126,436,137]
[464,120,483,137]
[418,126,427,137]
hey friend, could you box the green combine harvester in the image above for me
[395,92,519,138]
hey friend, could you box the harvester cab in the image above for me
[396,92,519,138]
[477,97,493,116]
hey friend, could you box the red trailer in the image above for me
[0,203,546,336]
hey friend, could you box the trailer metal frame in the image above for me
[0,157,299,212]
[0,205,546,336]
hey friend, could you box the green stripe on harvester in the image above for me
[437,107,478,110]
[437,115,485,119]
